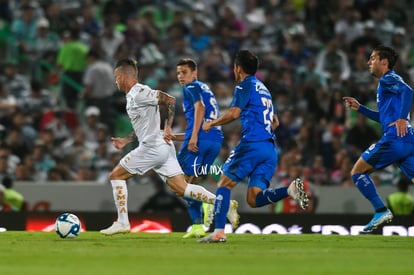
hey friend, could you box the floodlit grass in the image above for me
[0,231,413,275]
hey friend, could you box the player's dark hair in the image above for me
[374,45,398,69]
[115,58,138,76]
[234,50,258,75]
[115,58,138,70]
[176,58,197,71]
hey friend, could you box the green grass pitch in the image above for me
[0,231,413,275]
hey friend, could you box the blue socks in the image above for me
[255,187,289,207]
[214,187,231,229]
[184,198,202,224]
[352,173,386,212]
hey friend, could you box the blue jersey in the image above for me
[377,70,413,135]
[182,80,223,141]
[361,70,414,179]
[230,75,274,142]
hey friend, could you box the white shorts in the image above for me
[119,142,183,179]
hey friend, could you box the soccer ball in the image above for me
[55,213,81,238]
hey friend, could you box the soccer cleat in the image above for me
[204,200,240,229]
[182,224,206,239]
[363,209,393,232]
[204,203,214,228]
[227,200,240,229]
[197,231,226,243]
[288,178,309,210]
[202,202,213,226]
[100,221,130,235]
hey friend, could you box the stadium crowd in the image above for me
[0,0,413,190]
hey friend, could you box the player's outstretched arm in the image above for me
[203,107,241,132]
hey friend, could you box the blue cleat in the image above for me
[363,209,393,232]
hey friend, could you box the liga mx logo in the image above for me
[192,157,222,177]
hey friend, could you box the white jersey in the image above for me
[121,83,183,178]
[126,83,164,145]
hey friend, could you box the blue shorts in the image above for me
[362,134,414,179]
[223,140,277,189]
[177,139,222,177]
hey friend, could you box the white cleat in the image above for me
[288,178,309,210]
[227,200,240,229]
[204,200,240,229]
[100,221,130,235]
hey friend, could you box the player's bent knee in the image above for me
[246,196,257,208]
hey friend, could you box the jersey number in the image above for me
[261,97,273,134]
[208,97,219,120]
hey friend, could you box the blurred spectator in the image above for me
[187,19,211,55]
[349,20,381,61]
[4,127,31,161]
[367,6,395,45]
[43,1,71,35]
[330,150,353,186]
[307,155,329,185]
[26,17,60,73]
[0,156,11,183]
[0,144,20,176]
[315,38,351,81]
[90,142,113,184]
[19,80,54,130]
[31,140,56,181]
[14,162,33,181]
[164,37,195,70]
[80,106,107,143]
[386,177,414,215]
[0,176,25,211]
[215,5,246,41]
[240,27,273,60]
[347,52,377,103]
[334,7,364,46]
[282,34,312,69]
[80,2,101,37]
[0,82,17,120]
[0,61,31,99]
[43,109,72,145]
[303,0,334,43]
[100,19,125,65]
[390,27,411,69]
[10,2,39,63]
[102,0,137,26]
[60,128,97,169]
[345,112,380,158]
[82,49,116,128]
[56,28,88,110]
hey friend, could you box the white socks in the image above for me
[184,183,216,204]
[110,180,129,225]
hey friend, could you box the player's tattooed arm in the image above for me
[157,90,176,142]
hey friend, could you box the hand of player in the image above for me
[111,137,130,150]
[393,119,408,137]
[342,97,360,111]
[202,120,213,132]
[188,136,198,152]
[163,126,174,144]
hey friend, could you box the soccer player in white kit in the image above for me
[100,59,232,235]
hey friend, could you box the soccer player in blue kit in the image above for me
[343,45,414,232]
[199,50,309,243]
[173,58,239,238]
